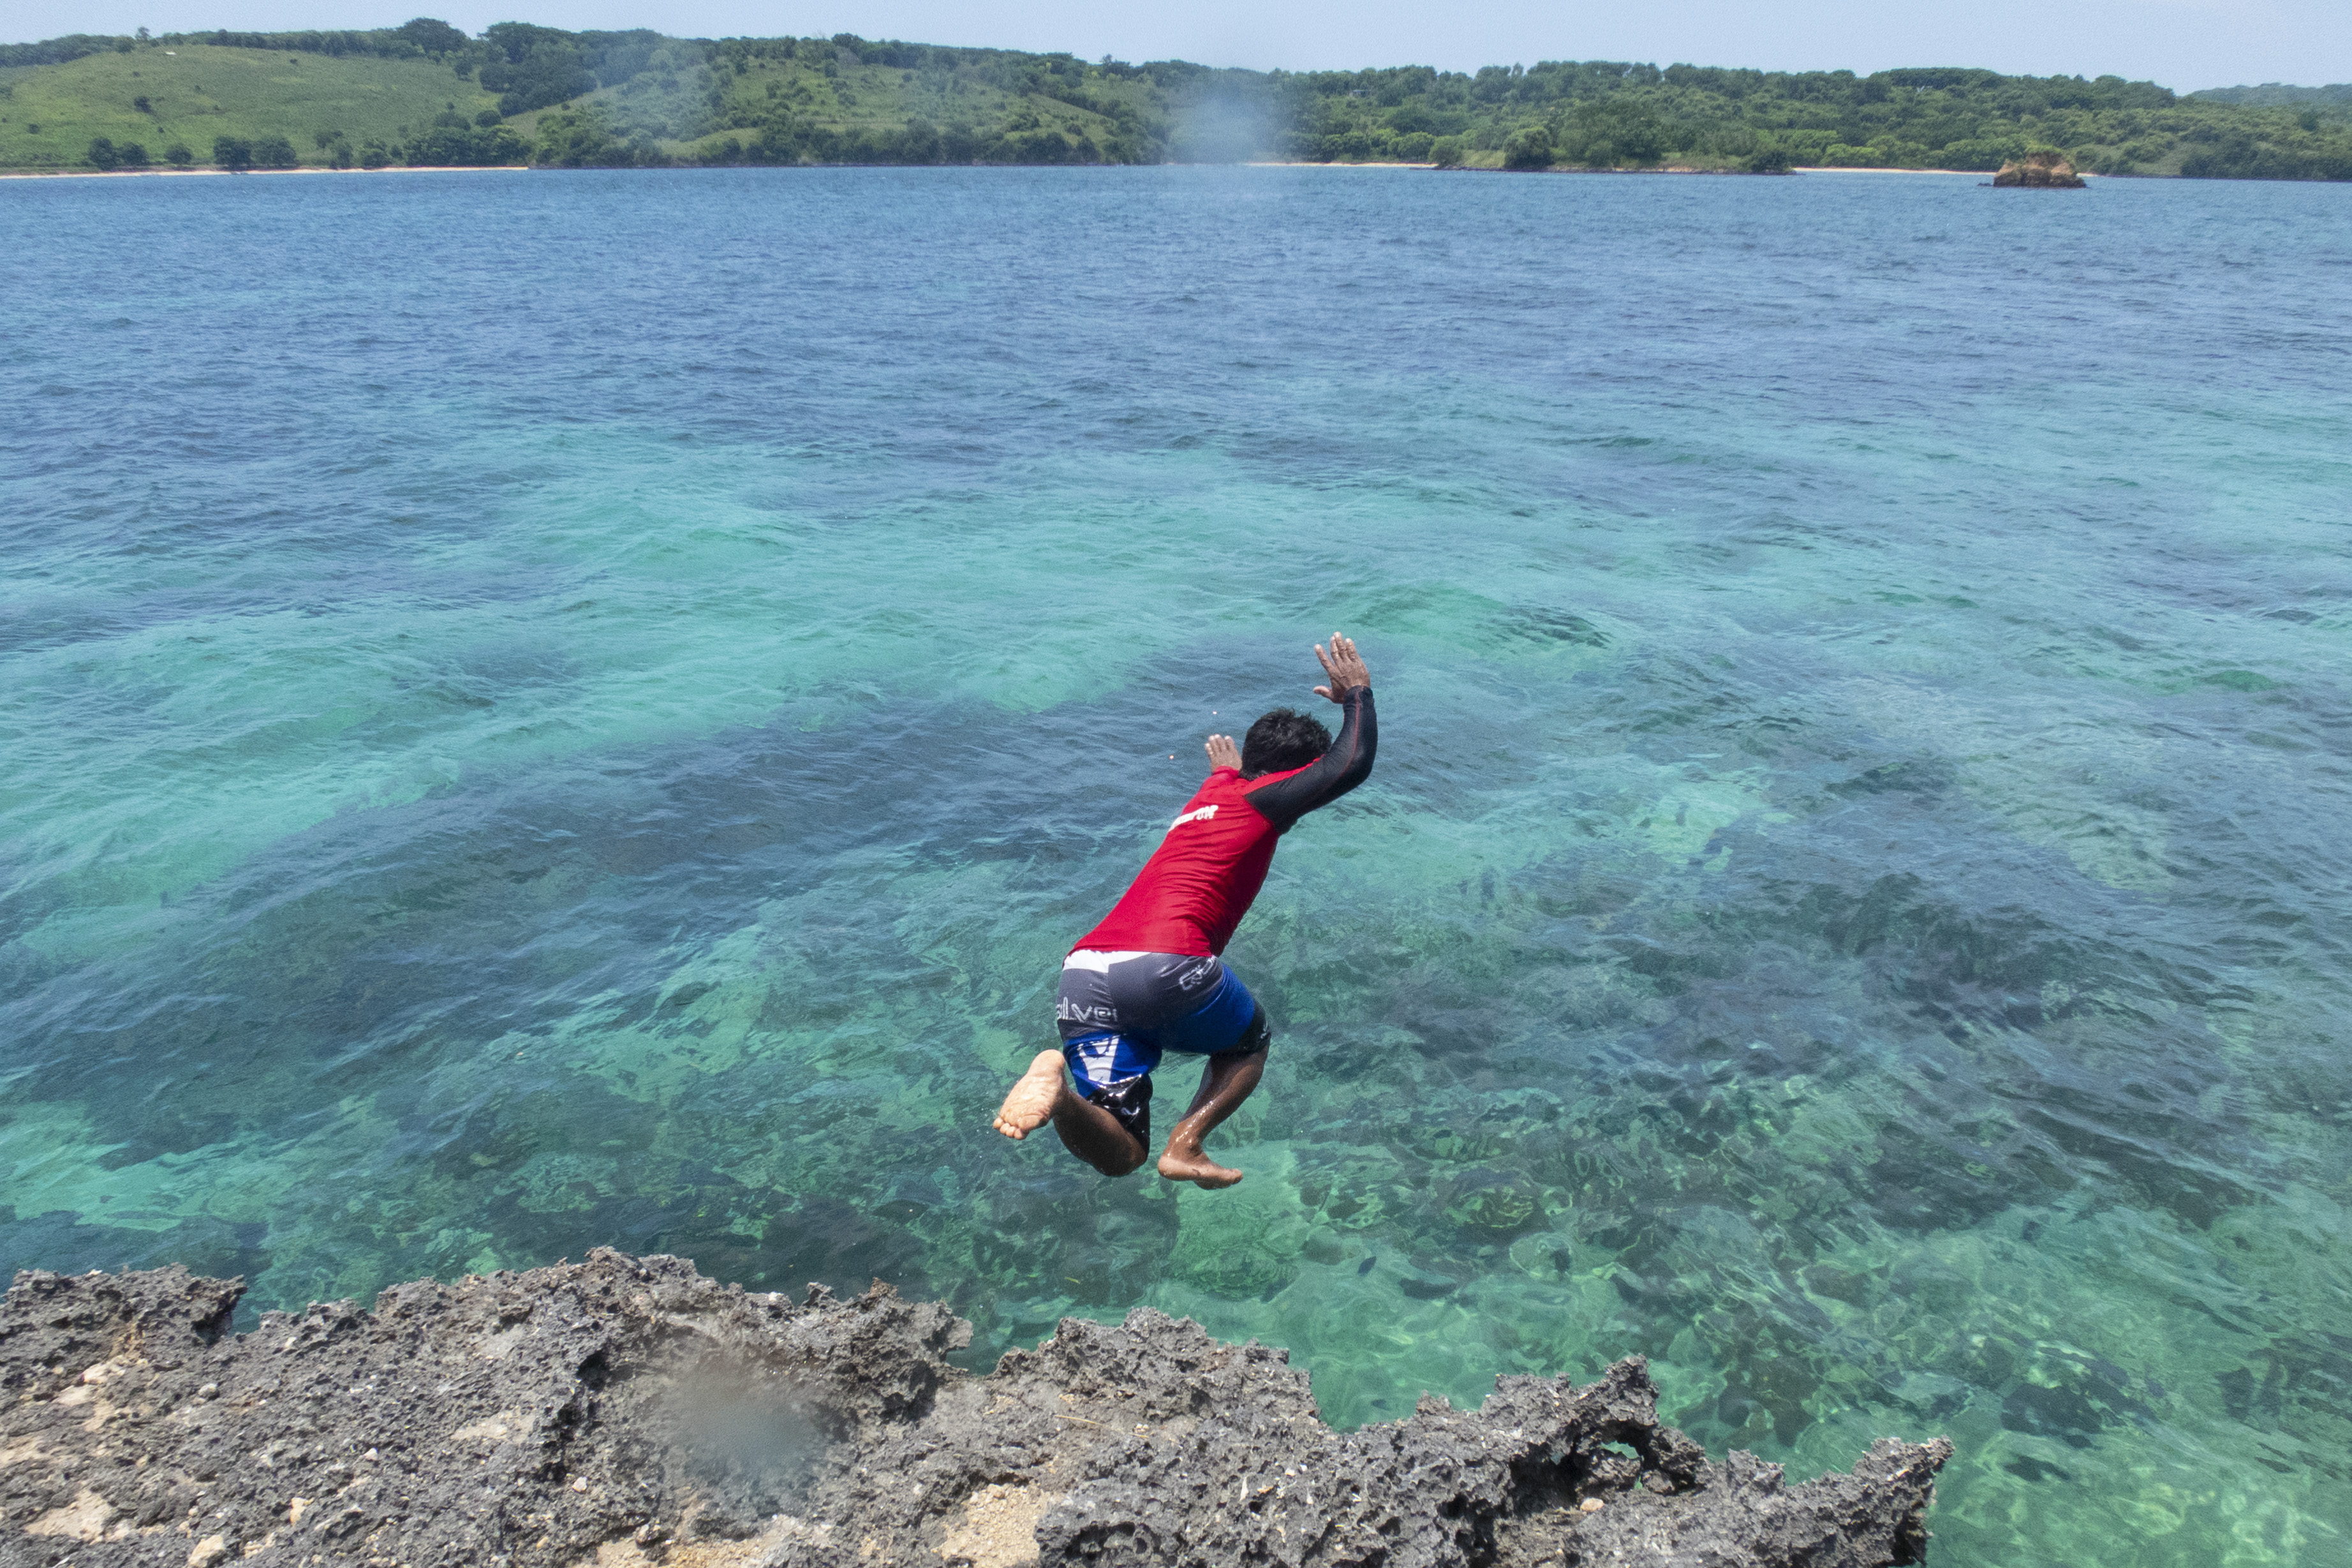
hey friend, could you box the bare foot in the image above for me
[1157,1143,1245,1188]
[993,1049,1068,1140]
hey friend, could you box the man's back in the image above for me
[1074,684,1375,957]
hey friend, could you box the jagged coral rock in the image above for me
[1,1251,1948,1567]
[1993,151,2088,187]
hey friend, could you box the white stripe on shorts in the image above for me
[1062,949,1152,973]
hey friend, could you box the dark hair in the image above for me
[1242,707,1331,778]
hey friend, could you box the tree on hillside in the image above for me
[405,121,529,165]
[1549,100,1666,168]
[396,17,469,57]
[253,134,299,168]
[87,136,121,169]
[479,23,598,115]
[213,135,253,171]
[164,142,192,165]
[1500,124,1552,169]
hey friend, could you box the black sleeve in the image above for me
[1241,688,1377,831]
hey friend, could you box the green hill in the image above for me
[3,21,2348,181]
[1297,62,2352,178]
[0,40,514,170]
[2190,82,2352,110]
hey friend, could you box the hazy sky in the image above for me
[9,0,2348,92]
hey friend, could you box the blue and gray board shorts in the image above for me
[1056,950,1268,1144]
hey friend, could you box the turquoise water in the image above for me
[4,166,2351,1563]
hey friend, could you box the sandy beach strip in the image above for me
[1790,165,1988,175]
[0,165,531,180]
[4,162,2055,181]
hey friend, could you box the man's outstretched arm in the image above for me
[1241,634,1377,830]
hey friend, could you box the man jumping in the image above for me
[993,634,1377,1188]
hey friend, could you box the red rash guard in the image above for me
[1073,687,1377,958]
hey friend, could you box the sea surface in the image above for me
[4,165,2351,1564]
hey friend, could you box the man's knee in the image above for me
[1093,1143,1148,1178]
[1069,1078,1151,1174]
[1074,1117,1149,1176]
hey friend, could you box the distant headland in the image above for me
[1,20,2346,181]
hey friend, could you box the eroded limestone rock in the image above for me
[1,1250,1948,1567]
[1992,152,2088,187]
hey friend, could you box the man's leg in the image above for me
[1157,1014,1269,1189]
[994,1050,1148,1176]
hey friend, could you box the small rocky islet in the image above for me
[1991,151,2089,186]
[1,1250,1948,1566]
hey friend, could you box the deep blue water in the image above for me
[4,165,2351,1564]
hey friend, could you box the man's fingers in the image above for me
[1313,633,1366,698]
[1313,633,1364,695]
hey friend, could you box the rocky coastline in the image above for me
[3,1250,1949,1567]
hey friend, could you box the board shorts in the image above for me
[1056,950,1268,1146]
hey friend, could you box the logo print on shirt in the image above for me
[1167,803,1218,834]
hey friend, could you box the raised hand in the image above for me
[1205,733,1242,771]
[1312,633,1370,703]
